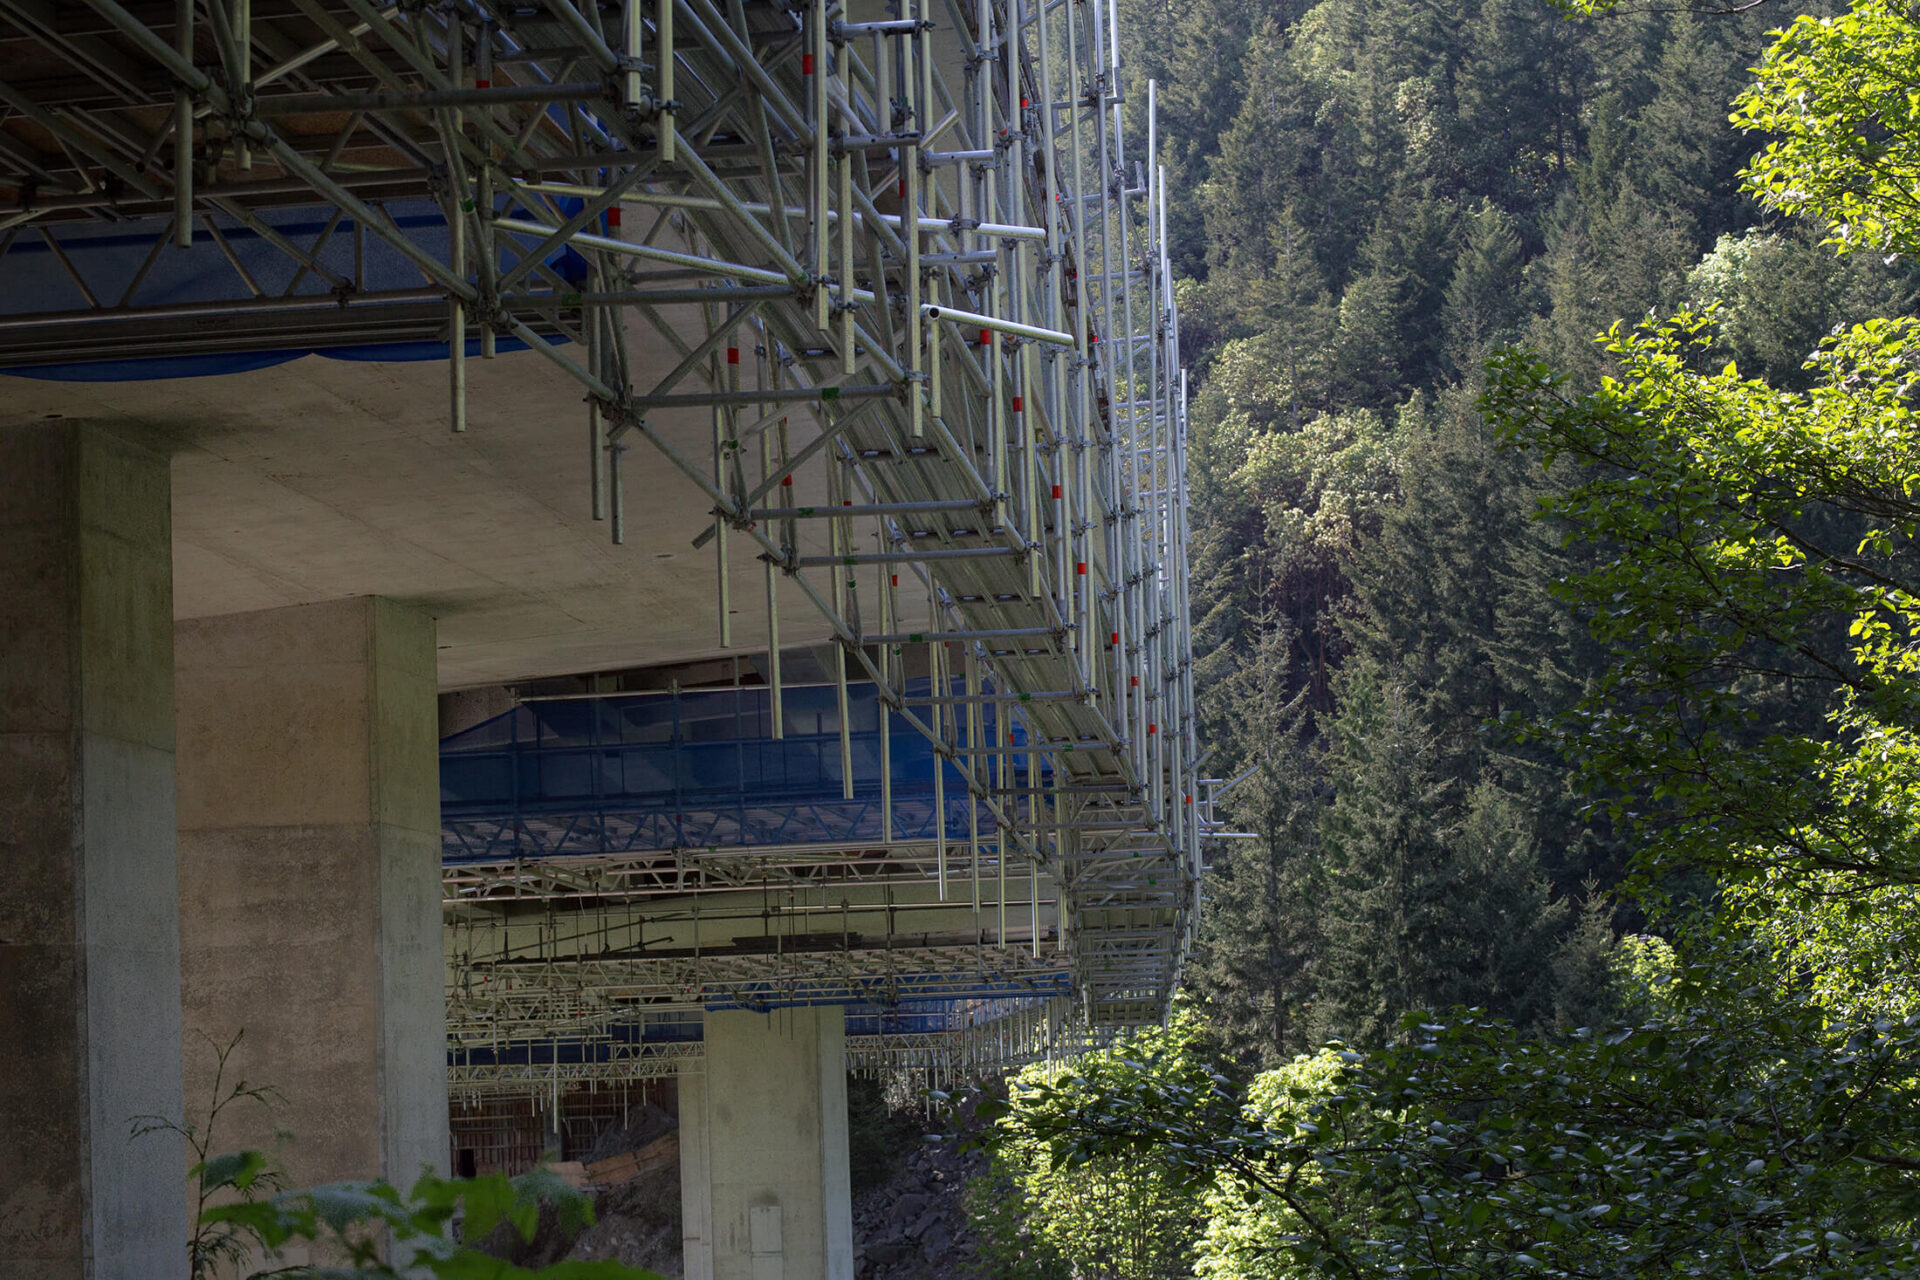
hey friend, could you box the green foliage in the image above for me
[1686,227,1920,388]
[192,1153,658,1280]
[1733,875,1920,1021]
[1193,1053,1347,1280]
[1485,311,1920,890]
[131,1031,288,1280]
[987,963,1920,1278]
[1736,0,1920,259]
[969,1010,1216,1280]
[1056,0,1920,1275]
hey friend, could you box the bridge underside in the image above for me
[0,0,1199,1275]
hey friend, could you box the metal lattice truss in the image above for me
[4,0,1199,1064]
[448,995,1098,1093]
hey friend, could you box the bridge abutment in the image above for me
[681,1007,855,1280]
[176,597,448,1190]
[0,422,187,1280]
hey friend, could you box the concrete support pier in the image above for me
[681,1008,854,1280]
[176,597,447,1188]
[0,423,187,1280]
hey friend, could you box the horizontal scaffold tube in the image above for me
[255,83,609,113]
[517,183,1048,242]
[492,219,793,286]
[749,500,980,519]
[921,304,1075,347]
[636,385,896,409]
[795,547,1021,566]
[865,627,1056,643]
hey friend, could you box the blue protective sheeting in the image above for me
[3,199,587,380]
[0,335,542,382]
[3,352,306,382]
[440,680,1042,862]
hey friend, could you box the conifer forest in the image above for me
[962,0,1920,1273]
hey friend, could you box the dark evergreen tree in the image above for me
[1442,198,1527,375]
[1312,671,1570,1045]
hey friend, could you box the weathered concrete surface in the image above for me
[682,1008,854,1280]
[177,597,447,1190]
[0,422,188,1280]
[0,285,853,690]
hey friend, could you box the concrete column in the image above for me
[176,597,447,1190]
[0,423,187,1280]
[682,1008,854,1280]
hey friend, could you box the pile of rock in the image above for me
[851,1137,989,1280]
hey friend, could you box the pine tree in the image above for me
[1313,670,1571,1045]
[1256,209,1339,427]
[1443,198,1527,375]
[1188,638,1325,1064]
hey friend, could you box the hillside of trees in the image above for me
[961,0,1920,1272]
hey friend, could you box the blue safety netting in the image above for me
[2,198,601,380]
[441,680,1043,861]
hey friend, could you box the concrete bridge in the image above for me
[0,0,1202,1276]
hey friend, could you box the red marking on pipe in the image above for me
[980,328,992,346]
[1011,395,1023,412]
[1130,675,1139,687]
[1184,794,1193,804]
[890,574,898,586]
[899,178,907,198]
[1050,484,1061,499]
[1111,632,1119,645]
[606,206,622,227]
[802,53,815,73]
[475,78,491,89]
[1075,562,1086,575]
[1148,722,1157,734]
[1021,96,1030,109]
[843,499,853,506]
[782,475,793,486]
[727,347,739,364]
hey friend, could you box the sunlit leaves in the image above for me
[1735,0,1920,259]
[1482,312,1920,889]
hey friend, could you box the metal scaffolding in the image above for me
[2,0,1201,1081]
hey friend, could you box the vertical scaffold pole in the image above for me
[966,646,982,919]
[624,0,645,104]
[234,0,252,170]
[904,0,925,438]
[713,401,731,647]
[589,299,606,518]
[832,461,855,801]
[811,0,831,332]
[446,14,467,434]
[173,0,192,249]
[932,634,948,898]
[657,0,676,163]
[477,21,498,359]
[838,142,855,373]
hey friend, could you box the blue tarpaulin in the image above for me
[2,199,592,380]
